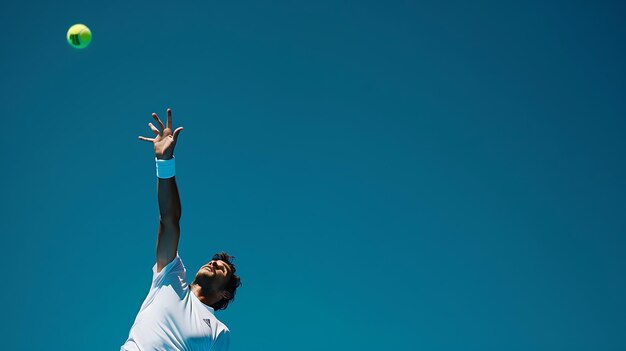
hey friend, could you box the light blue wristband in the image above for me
[156,156,176,179]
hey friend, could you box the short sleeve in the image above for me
[150,253,187,289]
[210,330,230,351]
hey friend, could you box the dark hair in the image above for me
[210,251,242,311]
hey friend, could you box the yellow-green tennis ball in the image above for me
[67,24,92,49]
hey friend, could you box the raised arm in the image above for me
[139,108,184,272]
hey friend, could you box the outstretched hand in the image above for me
[138,108,184,160]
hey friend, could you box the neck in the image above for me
[190,283,220,308]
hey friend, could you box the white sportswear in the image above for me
[121,254,230,351]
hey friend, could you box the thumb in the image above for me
[173,127,184,143]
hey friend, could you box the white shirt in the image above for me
[121,254,230,351]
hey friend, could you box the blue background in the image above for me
[1,0,625,350]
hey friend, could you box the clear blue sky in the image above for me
[1,1,625,350]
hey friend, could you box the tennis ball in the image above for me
[67,24,92,49]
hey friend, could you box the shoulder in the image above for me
[153,253,185,275]
[151,253,187,289]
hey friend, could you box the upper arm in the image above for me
[156,218,180,273]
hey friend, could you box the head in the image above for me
[192,251,241,311]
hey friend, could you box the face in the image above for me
[195,259,232,291]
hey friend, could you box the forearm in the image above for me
[157,176,181,222]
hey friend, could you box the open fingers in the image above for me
[138,136,155,142]
[173,126,183,143]
[148,122,160,136]
[152,113,165,131]
[167,108,172,130]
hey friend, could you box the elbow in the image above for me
[160,213,181,224]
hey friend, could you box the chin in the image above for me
[196,271,213,281]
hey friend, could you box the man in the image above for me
[121,108,242,351]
